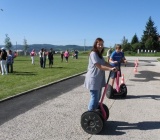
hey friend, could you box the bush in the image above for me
[124,51,136,56]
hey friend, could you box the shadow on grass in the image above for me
[99,121,160,135]
[42,66,76,69]
[13,71,37,76]
[0,74,85,125]
[51,66,64,68]
[15,59,30,62]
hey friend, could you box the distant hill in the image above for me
[0,44,93,52]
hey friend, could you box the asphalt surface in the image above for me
[0,56,160,140]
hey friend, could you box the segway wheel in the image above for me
[106,84,114,99]
[120,84,127,97]
[81,111,103,134]
[98,104,109,120]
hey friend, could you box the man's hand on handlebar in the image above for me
[124,60,127,63]
[113,61,118,64]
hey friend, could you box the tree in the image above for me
[131,34,140,52]
[132,42,141,52]
[4,34,12,50]
[23,38,29,56]
[121,36,131,51]
[121,36,128,45]
[145,38,155,50]
[141,16,159,50]
[131,34,139,44]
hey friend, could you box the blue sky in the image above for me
[0,0,160,47]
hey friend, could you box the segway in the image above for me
[106,62,127,99]
[81,71,112,134]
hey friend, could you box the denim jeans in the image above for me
[43,57,46,68]
[88,89,101,111]
[7,63,13,73]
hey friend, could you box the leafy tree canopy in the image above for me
[121,36,131,51]
[23,38,29,55]
[141,16,159,43]
[131,34,139,44]
[4,34,12,50]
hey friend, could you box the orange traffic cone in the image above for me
[121,74,125,84]
[137,59,139,66]
[135,60,138,67]
[134,66,138,73]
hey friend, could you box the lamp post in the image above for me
[84,39,86,52]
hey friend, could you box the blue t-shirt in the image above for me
[7,54,13,64]
[110,51,123,67]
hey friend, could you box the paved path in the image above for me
[0,57,160,140]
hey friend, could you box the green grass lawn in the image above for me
[0,54,88,100]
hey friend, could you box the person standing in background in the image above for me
[30,49,36,65]
[73,50,78,59]
[39,48,43,68]
[75,50,78,59]
[7,50,14,73]
[42,49,47,68]
[60,51,64,62]
[106,48,111,63]
[48,48,54,68]
[121,49,126,67]
[64,50,69,63]
[0,48,8,75]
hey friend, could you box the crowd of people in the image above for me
[60,50,79,62]
[0,47,79,75]
[32,49,79,68]
[29,48,56,68]
[0,47,80,75]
